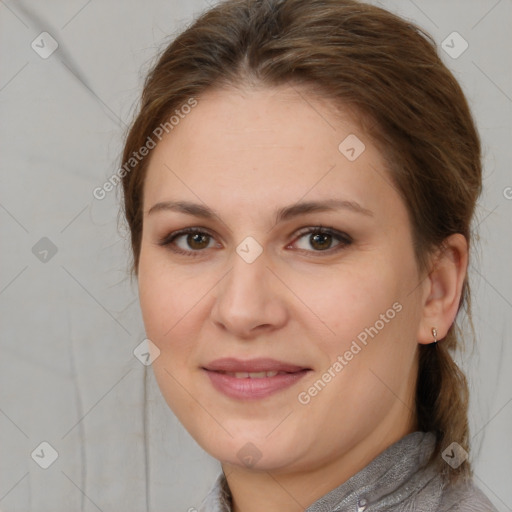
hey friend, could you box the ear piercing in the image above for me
[432,327,438,344]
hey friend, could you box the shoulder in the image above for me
[438,477,499,512]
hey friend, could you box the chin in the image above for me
[190,424,306,472]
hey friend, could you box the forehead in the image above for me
[142,85,399,221]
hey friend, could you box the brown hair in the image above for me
[120,0,481,482]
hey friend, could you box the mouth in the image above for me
[202,358,312,400]
[214,370,290,378]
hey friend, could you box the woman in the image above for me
[120,0,498,510]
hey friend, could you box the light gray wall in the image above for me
[0,1,510,511]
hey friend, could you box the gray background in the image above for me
[0,0,511,511]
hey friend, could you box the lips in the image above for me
[222,370,281,378]
[202,358,311,400]
[203,357,309,373]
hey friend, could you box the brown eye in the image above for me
[309,232,333,251]
[292,227,352,254]
[157,227,217,256]
[158,225,351,258]
[185,232,211,250]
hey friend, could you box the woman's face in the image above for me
[138,85,427,474]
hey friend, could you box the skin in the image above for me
[137,84,468,512]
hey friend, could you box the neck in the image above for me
[223,418,416,512]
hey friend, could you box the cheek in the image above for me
[137,248,187,344]
[137,252,201,409]
[298,251,420,377]
[137,246,218,375]
[298,262,400,339]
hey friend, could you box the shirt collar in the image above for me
[199,431,441,512]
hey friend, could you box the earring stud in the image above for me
[432,327,438,344]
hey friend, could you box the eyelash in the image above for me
[157,225,353,258]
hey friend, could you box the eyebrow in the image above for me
[147,199,374,224]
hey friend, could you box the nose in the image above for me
[209,249,289,339]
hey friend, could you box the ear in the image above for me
[417,234,468,345]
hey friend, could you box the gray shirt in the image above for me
[198,431,498,511]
